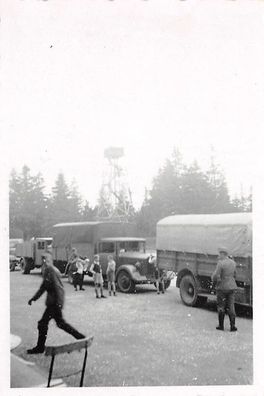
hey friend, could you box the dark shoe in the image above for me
[230,326,237,332]
[216,326,224,331]
[27,346,44,354]
[80,288,85,291]
[217,312,225,331]
[96,295,100,299]
[75,333,86,340]
[101,295,107,298]
[114,292,117,296]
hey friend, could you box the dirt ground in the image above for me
[10,269,253,387]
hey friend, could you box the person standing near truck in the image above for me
[27,251,85,354]
[211,247,238,332]
[149,254,165,295]
[106,255,117,296]
[90,255,106,299]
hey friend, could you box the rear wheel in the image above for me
[21,258,31,274]
[179,275,198,306]
[10,262,16,271]
[117,270,135,293]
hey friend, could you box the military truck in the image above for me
[156,213,252,307]
[15,237,53,274]
[9,238,24,271]
[52,221,172,292]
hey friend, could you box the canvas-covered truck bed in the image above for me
[156,213,252,307]
[52,221,137,273]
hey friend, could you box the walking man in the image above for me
[27,251,85,354]
[211,247,238,332]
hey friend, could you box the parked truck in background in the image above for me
[15,237,53,274]
[156,213,252,308]
[52,221,172,292]
[9,238,24,271]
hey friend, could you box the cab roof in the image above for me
[99,237,145,242]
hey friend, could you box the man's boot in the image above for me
[27,330,46,354]
[216,312,225,331]
[230,316,237,332]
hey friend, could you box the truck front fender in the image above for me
[116,264,148,283]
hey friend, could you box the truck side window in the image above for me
[99,242,115,253]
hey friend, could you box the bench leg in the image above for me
[47,354,55,387]
[80,347,88,387]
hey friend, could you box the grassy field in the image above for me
[10,269,252,387]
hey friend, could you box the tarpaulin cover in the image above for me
[52,222,137,247]
[156,213,252,257]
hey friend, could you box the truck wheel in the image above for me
[179,275,198,306]
[21,258,31,275]
[117,270,135,293]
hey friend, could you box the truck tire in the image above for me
[117,270,135,293]
[179,274,198,306]
[21,258,31,275]
[10,262,16,272]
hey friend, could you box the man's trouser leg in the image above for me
[226,291,237,331]
[73,273,78,290]
[156,280,160,294]
[95,284,99,297]
[79,273,84,289]
[53,305,85,339]
[216,290,226,330]
[112,280,116,295]
[36,307,52,351]
[160,279,165,294]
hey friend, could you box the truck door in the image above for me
[98,241,116,276]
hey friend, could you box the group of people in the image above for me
[26,244,238,355]
[67,249,117,298]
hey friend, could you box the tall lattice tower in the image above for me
[96,147,134,222]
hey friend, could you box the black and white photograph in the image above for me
[1,0,264,395]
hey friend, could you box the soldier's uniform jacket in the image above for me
[31,265,65,308]
[211,257,237,291]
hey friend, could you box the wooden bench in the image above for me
[45,336,94,387]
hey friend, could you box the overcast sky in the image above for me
[2,0,264,208]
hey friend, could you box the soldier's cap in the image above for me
[94,254,99,260]
[218,246,229,254]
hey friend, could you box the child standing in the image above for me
[90,255,106,299]
[106,255,117,296]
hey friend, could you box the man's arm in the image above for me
[28,281,46,305]
[211,262,222,283]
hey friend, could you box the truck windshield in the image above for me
[119,241,145,253]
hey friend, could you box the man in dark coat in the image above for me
[27,251,85,354]
[211,247,238,332]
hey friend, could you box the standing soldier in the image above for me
[106,255,117,296]
[27,251,85,354]
[90,255,106,299]
[211,247,238,332]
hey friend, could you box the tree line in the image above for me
[9,149,252,239]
